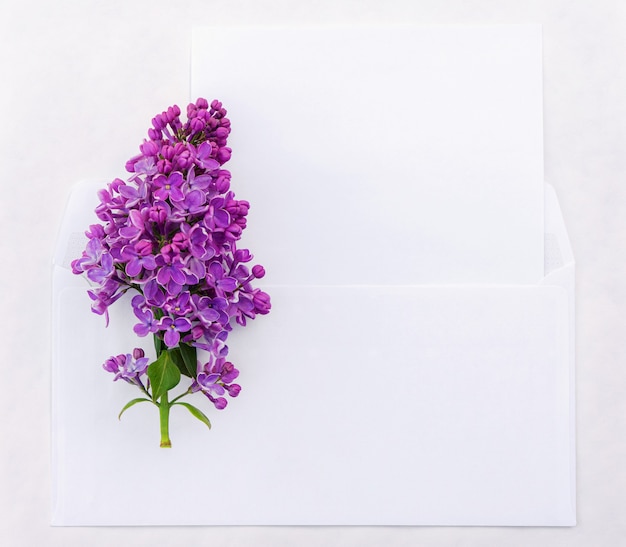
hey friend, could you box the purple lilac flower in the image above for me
[164,292,193,316]
[190,294,222,326]
[156,256,186,287]
[119,209,148,240]
[143,278,166,307]
[121,241,157,277]
[206,261,238,294]
[86,251,113,283]
[153,171,185,201]
[159,316,192,347]
[103,350,150,383]
[118,178,149,206]
[172,189,207,216]
[191,356,241,409]
[71,237,102,274]
[72,97,271,411]
[132,295,159,337]
[195,141,220,171]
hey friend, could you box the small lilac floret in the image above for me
[133,307,159,337]
[122,242,157,277]
[86,252,113,283]
[153,171,185,202]
[160,316,192,347]
[157,258,186,286]
[195,142,220,171]
[191,355,241,409]
[103,351,149,383]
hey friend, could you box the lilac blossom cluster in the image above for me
[103,348,150,384]
[72,98,270,409]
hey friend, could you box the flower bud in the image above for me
[135,239,153,256]
[140,140,159,156]
[235,249,252,263]
[191,118,204,134]
[166,106,178,121]
[226,384,241,397]
[217,147,231,164]
[103,356,120,374]
[213,397,228,410]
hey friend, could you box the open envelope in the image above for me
[51,182,575,526]
[51,25,576,526]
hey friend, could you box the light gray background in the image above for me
[1,1,624,546]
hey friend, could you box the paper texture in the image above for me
[191,25,545,285]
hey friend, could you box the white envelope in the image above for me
[51,182,575,527]
[51,25,576,526]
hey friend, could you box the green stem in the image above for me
[136,377,152,399]
[159,391,172,448]
[170,388,192,405]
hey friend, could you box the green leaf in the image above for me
[153,333,163,357]
[174,402,212,430]
[118,398,152,420]
[178,343,198,378]
[168,344,197,378]
[169,348,191,378]
[147,350,181,401]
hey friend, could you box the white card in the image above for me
[191,25,544,285]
